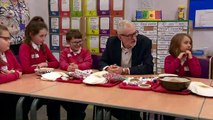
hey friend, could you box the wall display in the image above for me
[49,0,59,16]
[59,0,70,16]
[48,0,125,53]
[49,17,60,33]
[50,34,60,51]
[97,0,110,15]
[71,0,83,16]
[100,35,110,53]
[99,16,110,34]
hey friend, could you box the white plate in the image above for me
[188,82,213,97]
[158,74,178,78]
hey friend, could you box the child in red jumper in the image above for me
[19,17,60,120]
[0,25,23,119]
[164,33,201,77]
[0,25,22,83]
[19,20,59,74]
[60,30,92,72]
[59,30,92,120]
[164,33,201,120]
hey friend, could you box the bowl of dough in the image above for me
[159,77,191,91]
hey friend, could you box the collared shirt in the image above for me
[31,42,40,51]
[0,52,8,70]
[121,42,132,68]
[102,42,132,74]
[70,47,82,56]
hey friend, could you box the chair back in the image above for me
[198,57,212,79]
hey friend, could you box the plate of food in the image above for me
[35,67,54,75]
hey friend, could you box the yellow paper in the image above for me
[84,0,97,16]
[86,17,99,34]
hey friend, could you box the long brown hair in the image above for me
[24,20,48,51]
[0,25,9,65]
[169,33,193,57]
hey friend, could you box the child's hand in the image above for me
[185,50,192,59]
[177,52,186,59]
[37,62,48,68]
[17,71,22,78]
[1,69,11,74]
[67,63,78,72]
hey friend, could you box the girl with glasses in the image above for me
[0,24,22,119]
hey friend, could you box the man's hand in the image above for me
[107,64,123,74]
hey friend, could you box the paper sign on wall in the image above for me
[84,0,97,16]
[86,17,99,35]
[87,35,99,53]
[71,0,82,16]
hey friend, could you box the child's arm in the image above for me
[188,56,201,77]
[0,72,20,84]
[19,44,36,74]
[45,44,59,68]
[59,49,70,71]
[164,55,181,74]
[77,50,92,70]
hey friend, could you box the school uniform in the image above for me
[60,47,92,71]
[164,55,201,77]
[19,42,59,73]
[0,50,22,83]
[0,50,22,119]
[59,47,92,120]
[18,42,60,120]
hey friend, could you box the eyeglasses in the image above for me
[0,36,11,41]
[120,30,139,38]
[71,40,83,45]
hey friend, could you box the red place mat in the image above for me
[96,80,122,87]
[56,78,83,84]
[151,80,191,95]
[118,81,153,91]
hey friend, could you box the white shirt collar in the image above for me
[31,42,40,51]
[121,42,132,51]
[0,52,8,70]
[70,47,82,56]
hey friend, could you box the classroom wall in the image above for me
[28,0,213,56]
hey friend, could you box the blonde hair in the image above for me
[116,20,135,35]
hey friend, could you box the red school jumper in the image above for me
[60,47,92,71]
[0,50,22,83]
[164,55,201,77]
[19,43,59,74]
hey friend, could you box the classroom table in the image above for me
[198,80,213,120]
[0,73,57,95]
[0,73,58,120]
[30,77,211,120]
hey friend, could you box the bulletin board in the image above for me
[189,0,213,29]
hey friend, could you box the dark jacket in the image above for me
[99,34,153,74]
